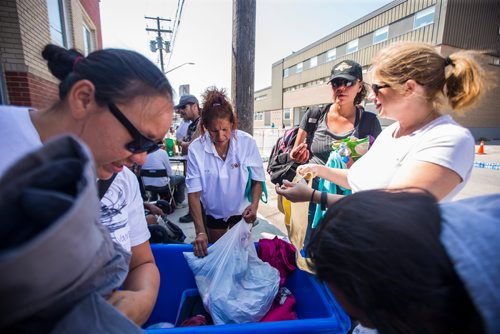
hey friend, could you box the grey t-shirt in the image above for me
[299,106,381,165]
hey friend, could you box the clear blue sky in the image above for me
[100,0,393,102]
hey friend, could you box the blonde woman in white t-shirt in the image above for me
[277,42,490,206]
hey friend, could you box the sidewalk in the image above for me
[168,141,500,244]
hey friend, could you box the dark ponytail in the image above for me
[41,44,173,105]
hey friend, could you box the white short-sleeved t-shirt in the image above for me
[348,115,475,201]
[0,106,43,176]
[100,167,150,252]
[186,130,265,220]
[142,149,173,187]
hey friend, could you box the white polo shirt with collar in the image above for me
[186,130,265,221]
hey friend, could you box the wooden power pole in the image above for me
[231,0,256,135]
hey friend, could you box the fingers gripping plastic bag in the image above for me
[183,220,280,325]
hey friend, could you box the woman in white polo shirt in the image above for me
[186,87,265,257]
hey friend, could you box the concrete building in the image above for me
[254,0,500,140]
[0,0,102,109]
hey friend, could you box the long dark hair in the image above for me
[307,189,481,334]
[42,44,173,105]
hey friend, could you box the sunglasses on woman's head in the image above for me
[371,83,391,96]
[107,102,160,154]
[331,78,355,89]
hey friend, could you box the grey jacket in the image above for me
[440,194,500,334]
[0,135,142,333]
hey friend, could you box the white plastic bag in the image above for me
[183,220,280,325]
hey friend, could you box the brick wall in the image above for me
[79,0,102,48]
[5,71,58,109]
[17,0,54,80]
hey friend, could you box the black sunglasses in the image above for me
[371,83,391,96]
[107,102,160,154]
[331,78,355,89]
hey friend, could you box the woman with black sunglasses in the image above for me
[277,42,489,206]
[0,44,174,325]
[288,59,382,249]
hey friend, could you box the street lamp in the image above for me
[165,62,195,74]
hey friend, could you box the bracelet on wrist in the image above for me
[197,232,206,237]
[320,191,327,211]
[310,189,316,203]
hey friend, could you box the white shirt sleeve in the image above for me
[186,139,203,193]
[124,169,151,247]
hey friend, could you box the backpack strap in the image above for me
[97,173,118,200]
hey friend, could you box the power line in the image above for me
[166,0,185,69]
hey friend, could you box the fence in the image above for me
[254,127,287,161]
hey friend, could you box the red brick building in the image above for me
[0,0,102,109]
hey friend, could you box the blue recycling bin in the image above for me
[144,244,350,334]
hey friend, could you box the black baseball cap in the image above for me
[175,94,199,109]
[329,60,363,83]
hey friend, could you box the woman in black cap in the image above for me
[288,59,382,247]
[277,42,488,207]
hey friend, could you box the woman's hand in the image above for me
[297,164,320,178]
[193,232,208,258]
[275,180,314,203]
[289,143,310,164]
[242,204,257,224]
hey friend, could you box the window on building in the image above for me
[254,111,264,121]
[283,108,291,120]
[373,26,389,44]
[346,39,359,54]
[296,62,303,73]
[283,68,289,78]
[255,94,267,101]
[414,6,435,29]
[47,0,69,47]
[310,56,317,68]
[83,24,96,56]
[327,48,336,62]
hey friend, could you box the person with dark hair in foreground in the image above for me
[0,44,174,325]
[307,189,500,334]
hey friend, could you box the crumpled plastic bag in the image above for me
[184,220,280,325]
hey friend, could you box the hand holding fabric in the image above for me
[275,180,313,203]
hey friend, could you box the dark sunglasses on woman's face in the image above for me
[371,83,391,96]
[107,102,160,154]
[331,78,355,89]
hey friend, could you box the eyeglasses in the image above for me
[371,83,391,96]
[331,78,355,89]
[107,102,160,154]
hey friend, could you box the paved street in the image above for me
[167,140,500,245]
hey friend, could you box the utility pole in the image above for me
[145,16,172,73]
[231,0,256,135]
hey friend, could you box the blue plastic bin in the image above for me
[144,244,350,333]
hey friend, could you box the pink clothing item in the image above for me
[179,315,207,327]
[261,287,297,322]
[258,237,297,286]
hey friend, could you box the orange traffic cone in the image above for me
[476,140,485,155]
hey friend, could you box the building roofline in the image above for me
[283,0,405,62]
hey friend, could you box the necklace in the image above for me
[215,143,229,159]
